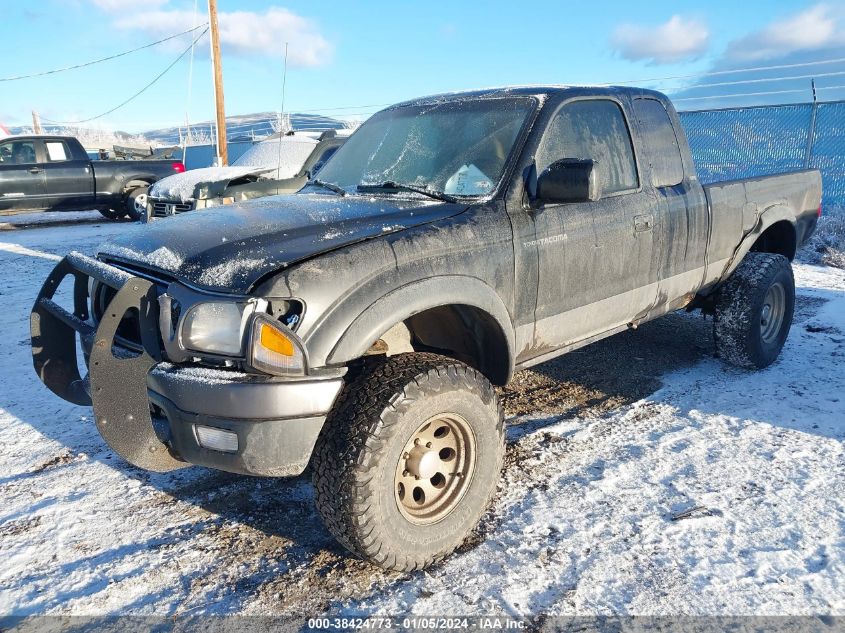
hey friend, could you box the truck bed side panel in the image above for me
[701,169,822,288]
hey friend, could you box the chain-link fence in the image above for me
[678,100,845,207]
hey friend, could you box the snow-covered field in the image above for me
[0,221,843,617]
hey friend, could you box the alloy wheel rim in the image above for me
[394,413,476,525]
[760,281,786,344]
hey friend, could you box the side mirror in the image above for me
[536,158,601,203]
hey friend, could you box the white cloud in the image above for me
[92,2,332,67]
[610,15,710,65]
[726,4,842,61]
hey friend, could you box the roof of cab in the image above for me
[387,85,670,110]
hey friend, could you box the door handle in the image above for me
[28,167,42,174]
[634,214,653,232]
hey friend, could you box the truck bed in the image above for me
[701,169,822,289]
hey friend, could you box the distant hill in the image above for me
[6,125,150,149]
[7,111,348,147]
[142,112,347,145]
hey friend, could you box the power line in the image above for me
[672,87,812,102]
[678,70,845,91]
[42,27,209,125]
[602,56,845,87]
[0,23,208,82]
[294,59,845,114]
[293,102,393,113]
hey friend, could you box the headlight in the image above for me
[248,314,307,376]
[181,301,255,355]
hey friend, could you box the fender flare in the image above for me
[102,170,159,196]
[323,275,516,381]
[720,205,797,282]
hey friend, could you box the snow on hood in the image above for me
[149,137,319,202]
[98,193,469,293]
[149,166,272,202]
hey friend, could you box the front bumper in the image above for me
[147,365,342,476]
[30,251,342,476]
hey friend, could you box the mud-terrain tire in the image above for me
[312,353,505,571]
[125,186,149,221]
[714,252,795,369]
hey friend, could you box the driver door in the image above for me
[0,139,48,211]
[530,98,661,349]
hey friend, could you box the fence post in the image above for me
[804,82,819,169]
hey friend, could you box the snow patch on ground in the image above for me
[0,242,62,261]
[0,210,103,228]
[799,205,845,269]
[0,222,842,617]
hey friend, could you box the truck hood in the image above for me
[98,193,468,293]
[149,166,273,202]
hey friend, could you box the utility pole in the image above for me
[32,110,43,134]
[208,0,227,165]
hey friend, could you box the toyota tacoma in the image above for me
[30,87,821,570]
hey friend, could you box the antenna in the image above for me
[276,42,289,195]
[182,0,199,162]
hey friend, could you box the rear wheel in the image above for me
[714,252,795,369]
[125,186,149,221]
[312,353,505,571]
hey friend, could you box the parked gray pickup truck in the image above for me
[31,86,821,570]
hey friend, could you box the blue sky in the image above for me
[2,0,844,132]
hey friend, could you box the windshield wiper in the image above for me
[308,178,347,196]
[357,181,457,203]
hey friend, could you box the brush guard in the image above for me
[30,251,186,472]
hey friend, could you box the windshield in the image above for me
[315,97,534,196]
[233,137,317,178]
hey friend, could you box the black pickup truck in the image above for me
[30,86,821,571]
[0,135,185,219]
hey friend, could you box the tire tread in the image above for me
[311,353,503,571]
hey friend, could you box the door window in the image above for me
[0,140,37,165]
[538,99,639,195]
[632,98,684,187]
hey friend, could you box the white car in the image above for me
[145,130,350,220]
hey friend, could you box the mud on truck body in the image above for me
[31,86,822,570]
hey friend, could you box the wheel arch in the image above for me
[324,276,516,385]
[123,178,154,194]
[715,206,799,286]
[750,218,797,261]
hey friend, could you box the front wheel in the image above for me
[714,252,795,369]
[312,353,505,571]
[125,186,149,222]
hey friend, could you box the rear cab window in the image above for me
[537,99,639,196]
[45,141,71,162]
[632,98,684,187]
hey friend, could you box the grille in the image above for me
[151,199,194,217]
[91,262,172,351]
